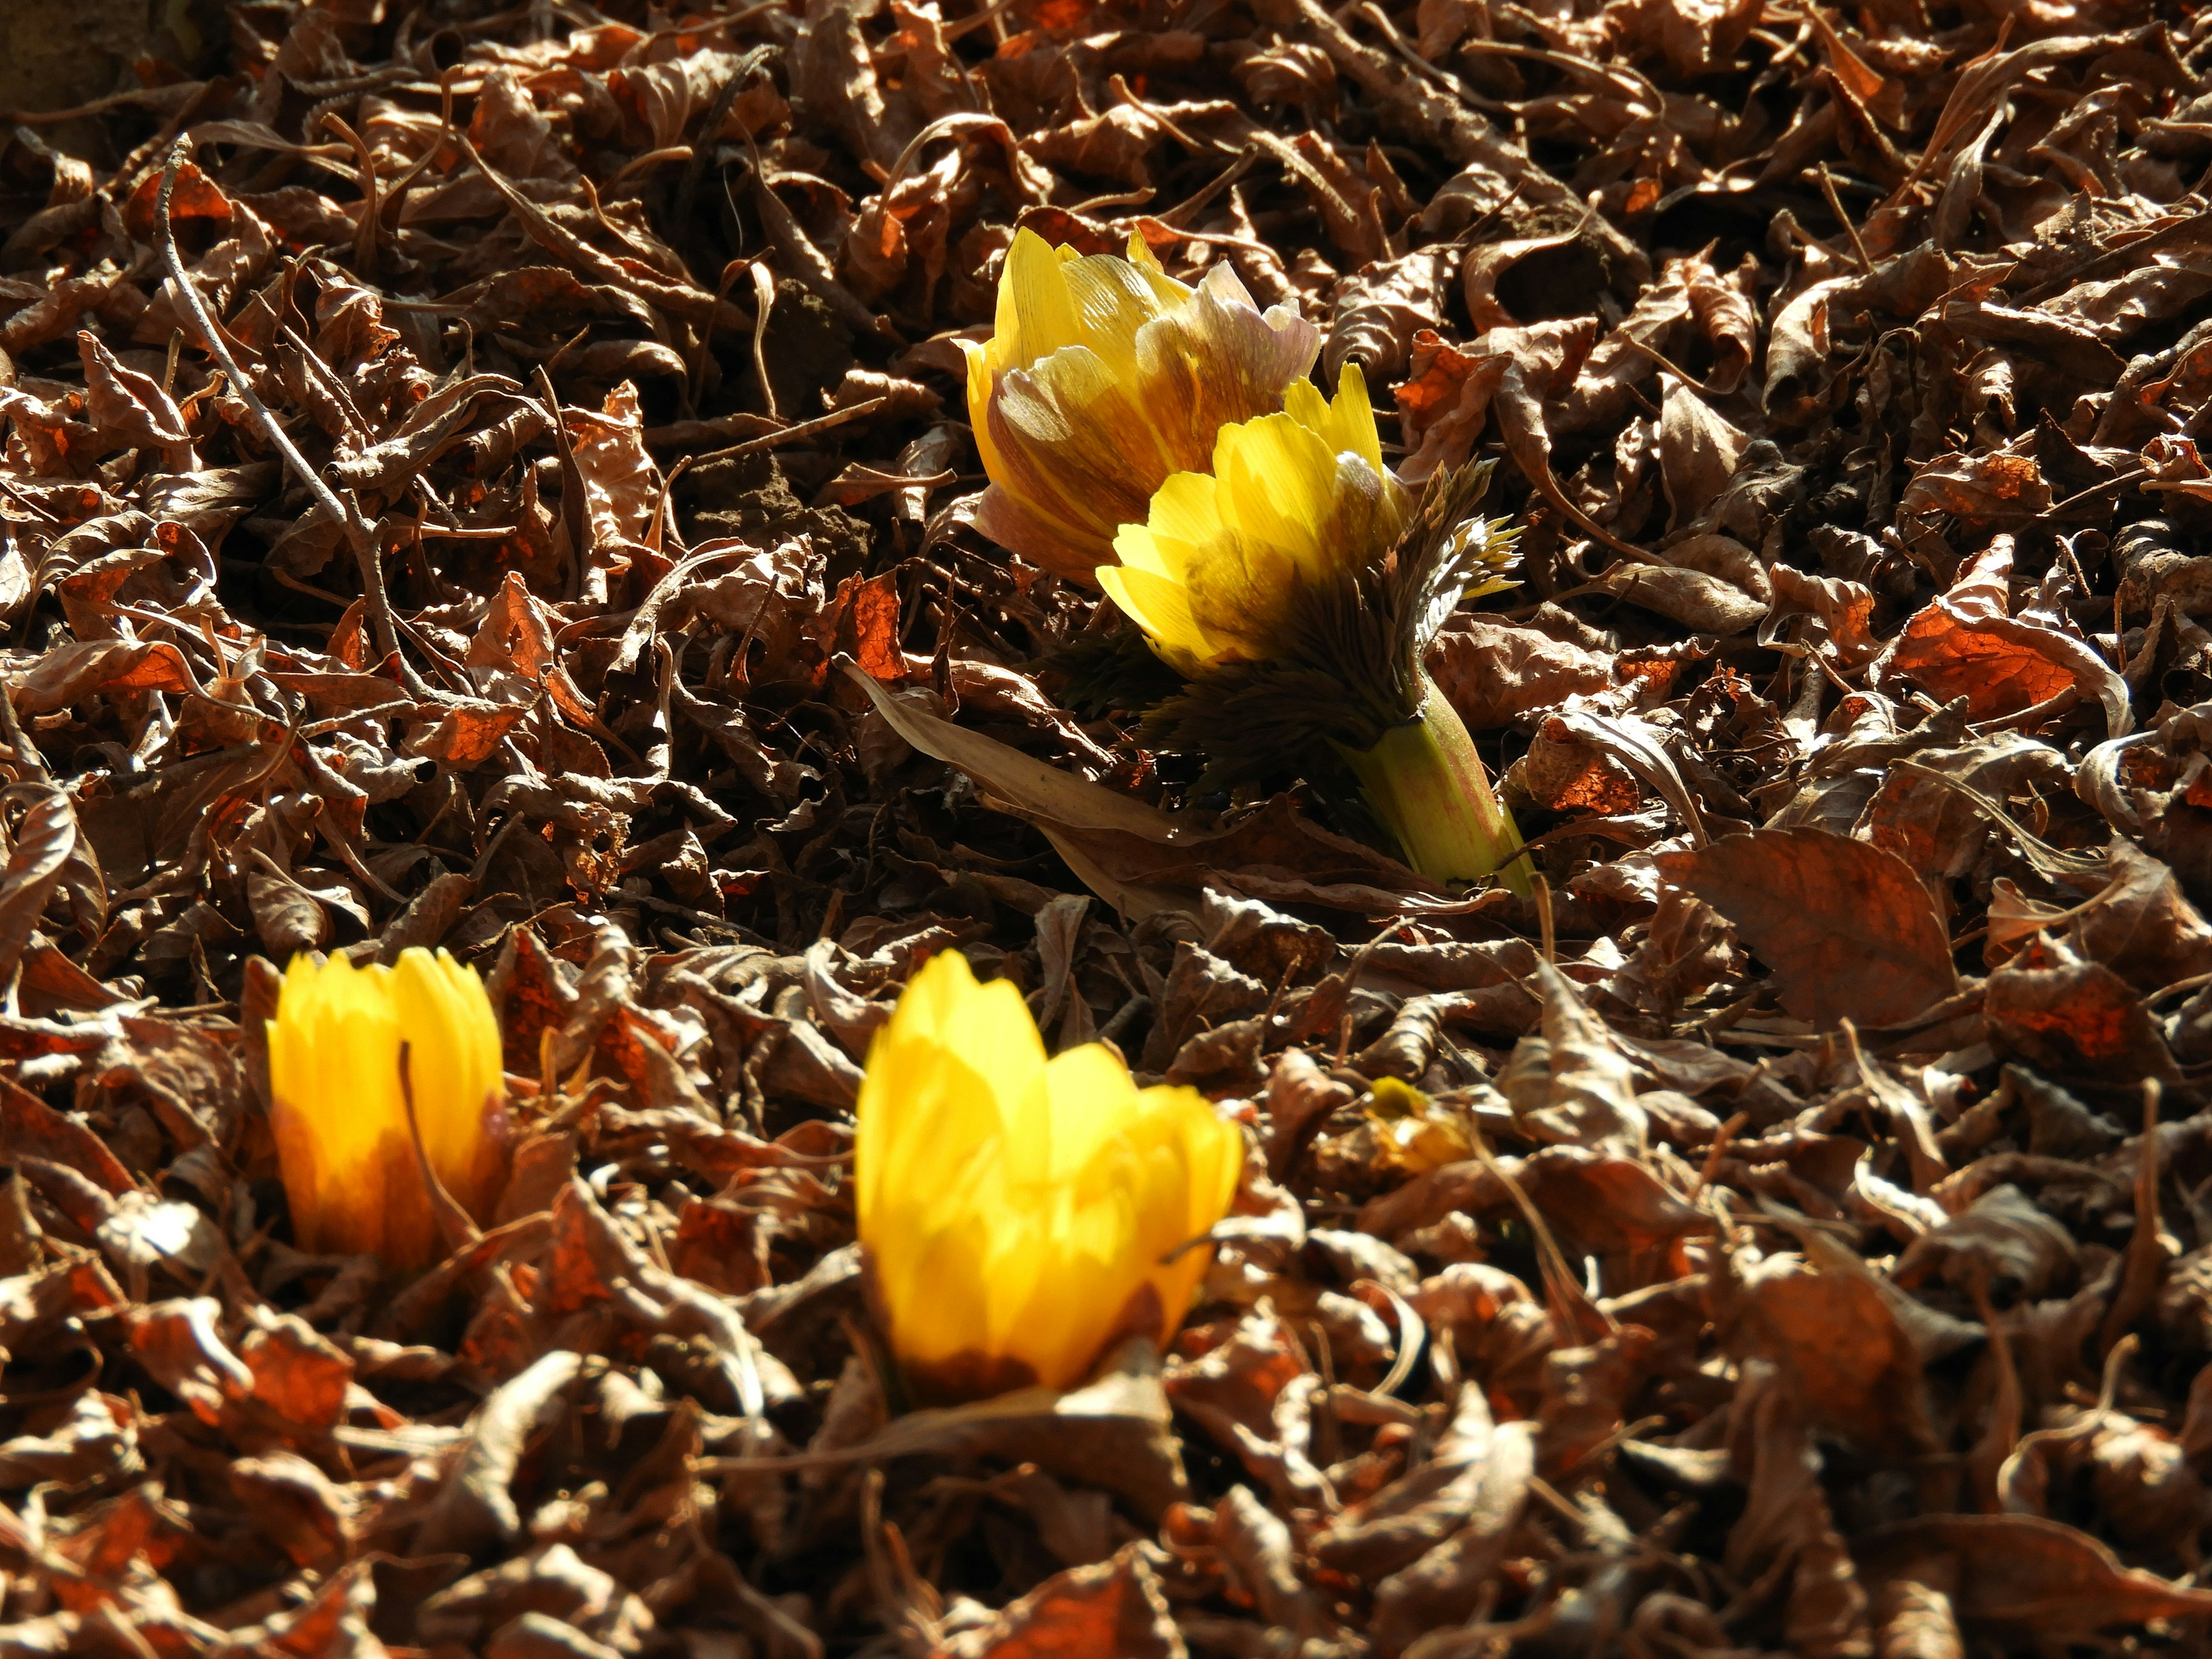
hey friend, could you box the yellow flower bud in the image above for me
[964,226,1320,585]
[855,949,1244,1403]
[1100,362,1408,675]
[266,948,509,1272]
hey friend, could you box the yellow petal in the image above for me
[968,232,1320,585]
[855,956,1246,1402]
[1036,1041,1143,1179]
[389,947,506,1217]
[1282,375,1331,435]
[856,949,1040,1226]
[999,227,1084,375]
[961,337,997,461]
[1059,256,1175,383]
[266,949,506,1271]
[1295,361,1387,480]
[1101,543,1212,674]
[1213,412,1338,578]
[1138,471,1226,577]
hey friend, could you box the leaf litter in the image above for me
[3,0,2212,1653]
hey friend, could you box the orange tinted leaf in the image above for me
[11,640,198,713]
[941,1544,1184,1658]
[1888,600,2129,735]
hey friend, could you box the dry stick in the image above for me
[2099,1077,2166,1357]
[153,138,431,700]
[1816,162,1874,273]
[688,395,888,466]
[398,1040,487,1260]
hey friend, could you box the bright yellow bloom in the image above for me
[855,949,1244,1403]
[267,948,509,1272]
[1103,366,1529,890]
[964,226,1320,585]
[1099,363,1414,675]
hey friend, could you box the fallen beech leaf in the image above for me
[1713,1244,1939,1458]
[1589,535,1770,635]
[1427,616,1613,730]
[1984,935,2179,1081]
[744,1337,1191,1520]
[1371,1414,1536,1653]
[1357,1145,1699,1256]
[1513,963,1646,1154]
[1311,1384,1512,1577]
[2073,835,2212,991]
[941,1543,1184,1659]
[849,661,1463,919]
[415,1350,584,1555]
[1899,449,2051,519]
[1327,244,1457,383]
[0,1074,134,1195]
[1883,533,2131,737]
[1657,377,1747,527]
[126,1296,252,1425]
[1768,565,1880,666]
[1165,1312,1330,1506]
[239,1305,354,1431]
[9,639,198,713]
[1215,1484,1323,1634]
[1855,1514,2212,1641]
[1461,229,1584,331]
[1764,275,1853,420]
[1657,828,1958,1029]
[1862,733,2069,884]
[1888,600,2131,737]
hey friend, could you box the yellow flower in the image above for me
[855,949,1244,1403]
[1099,363,1407,675]
[267,948,509,1272]
[1101,367,1531,890]
[1365,1075,1478,1174]
[964,226,1320,585]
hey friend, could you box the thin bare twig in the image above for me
[153,137,430,698]
[688,396,889,465]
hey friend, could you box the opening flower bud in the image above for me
[1101,364,1531,890]
[266,948,510,1273]
[1101,363,1409,674]
[855,948,1244,1404]
[964,226,1320,585]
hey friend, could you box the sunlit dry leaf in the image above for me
[940,1543,1184,1659]
[1714,1244,1940,1459]
[1657,376,1747,528]
[9,639,198,712]
[1984,935,2179,1082]
[1589,535,1770,635]
[1427,616,1613,730]
[1886,584,2132,738]
[1657,828,1959,1029]
[1855,1514,2212,1642]
[1326,244,1456,383]
[792,1338,1192,1520]
[415,1350,584,1556]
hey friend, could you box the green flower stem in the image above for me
[1339,673,1533,896]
